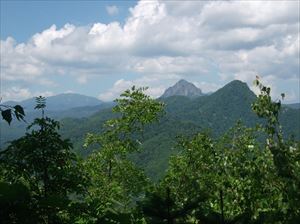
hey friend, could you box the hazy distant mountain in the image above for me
[4,93,102,111]
[0,101,114,148]
[161,79,203,98]
[284,103,300,109]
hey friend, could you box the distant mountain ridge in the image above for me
[284,103,300,109]
[56,79,299,179]
[1,80,299,180]
[161,79,203,98]
[4,93,102,111]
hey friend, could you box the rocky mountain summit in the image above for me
[160,79,203,98]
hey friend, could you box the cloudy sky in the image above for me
[1,0,299,103]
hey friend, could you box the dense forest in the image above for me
[0,79,299,224]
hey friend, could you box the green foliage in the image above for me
[162,122,290,223]
[0,96,87,223]
[0,103,25,124]
[81,86,164,223]
[0,182,34,224]
[156,78,300,223]
[140,186,202,224]
[1,81,299,223]
[57,81,299,179]
[252,78,300,222]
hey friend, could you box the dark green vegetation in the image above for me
[0,103,25,125]
[1,93,106,143]
[1,81,299,180]
[1,96,87,223]
[0,102,114,147]
[1,79,300,223]
[61,80,299,180]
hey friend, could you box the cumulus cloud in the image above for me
[1,0,299,101]
[99,74,180,101]
[2,87,53,102]
[106,5,119,16]
[76,75,88,84]
[194,81,222,94]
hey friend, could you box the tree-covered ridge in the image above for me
[1,79,298,152]
[0,79,299,223]
[60,80,299,180]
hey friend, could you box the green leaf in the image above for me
[2,109,12,124]
[14,105,25,116]
[14,105,25,121]
[34,96,46,110]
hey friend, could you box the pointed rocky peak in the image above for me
[161,79,203,98]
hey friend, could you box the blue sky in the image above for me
[1,1,137,42]
[1,0,299,103]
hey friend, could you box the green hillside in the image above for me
[1,80,300,179]
[1,80,300,223]
[2,80,299,180]
[57,80,300,180]
[0,102,114,147]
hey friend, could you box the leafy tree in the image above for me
[162,122,281,223]
[158,78,299,224]
[1,80,299,223]
[0,96,87,223]
[82,86,164,223]
[252,78,300,222]
[213,123,283,223]
[139,186,203,224]
[0,182,33,224]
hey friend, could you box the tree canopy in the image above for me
[0,80,299,223]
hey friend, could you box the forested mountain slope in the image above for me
[2,80,298,180]
[1,80,299,180]
[0,102,114,147]
[57,80,300,180]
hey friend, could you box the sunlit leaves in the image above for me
[82,86,164,223]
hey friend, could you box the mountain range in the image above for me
[58,80,300,180]
[284,103,300,109]
[1,80,299,180]
[4,93,102,112]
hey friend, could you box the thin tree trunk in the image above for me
[220,189,224,224]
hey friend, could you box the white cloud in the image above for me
[1,0,299,101]
[98,79,133,101]
[98,74,180,101]
[1,87,53,102]
[194,81,222,94]
[76,75,88,84]
[64,90,75,94]
[106,5,119,16]
[31,24,75,49]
